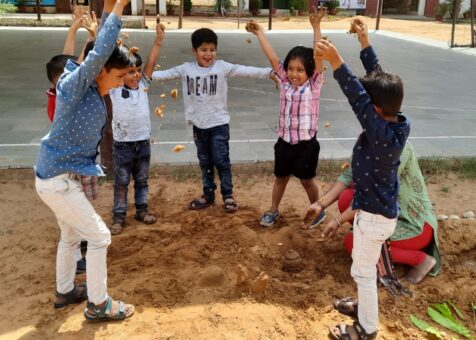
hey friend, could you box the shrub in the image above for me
[0,0,18,15]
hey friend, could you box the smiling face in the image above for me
[96,67,129,96]
[193,42,217,67]
[286,58,309,87]
[123,66,142,89]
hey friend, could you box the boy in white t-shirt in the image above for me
[151,28,273,213]
[109,24,165,235]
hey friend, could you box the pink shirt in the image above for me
[274,63,323,144]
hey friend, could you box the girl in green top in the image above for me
[304,142,440,284]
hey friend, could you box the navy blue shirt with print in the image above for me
[333,46,410,219]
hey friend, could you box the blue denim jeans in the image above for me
[193,124,233,202]
[112,139,151,220]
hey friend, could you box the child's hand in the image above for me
[302,202,323,225]
[155,22,166,45]
[350,18,369,47]
[245,20,263,35]
[309,5,327,28]
[71,6,83,31]
[82,11,99,39]
[314,39,344,70]
[321,219,339,239]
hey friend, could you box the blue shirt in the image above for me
[333,46,410,219]
[35,13,122,179]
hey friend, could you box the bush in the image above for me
[215,0,232,15]
[288,0,305,11]
[445,0,461,18]
[325,0,340,10]
[184,0,192,13]
[0,0,17,15]
[434,2,448,16]
[249,0,261,15]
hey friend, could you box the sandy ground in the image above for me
[0,167,475,339]
[148,15,476,45]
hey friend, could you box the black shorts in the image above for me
[274,137,320,179]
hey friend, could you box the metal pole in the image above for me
[375,0,383,30]
[178,0,183,28]
[237,0,240,29]
[471,0,475,47]
[268,0,273,30]
[36,0,41,21]
[142,0,146,29]
[450,0,456,47]
[156,0,160,19]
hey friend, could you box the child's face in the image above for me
[123,66,142,89]
[96,67,129,96]
[193,42,217,67]
[287,58,309,87]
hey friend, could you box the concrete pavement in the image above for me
[0,28,475,168]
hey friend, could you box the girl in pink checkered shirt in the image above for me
[246,7,327,228]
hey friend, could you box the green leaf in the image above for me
[428,307,473,338]
[447,301,467,320]
[409,314,444,339]
[433,303,458,323]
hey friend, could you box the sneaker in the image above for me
[260,211,280,227]
[308,210,326,229]
[76,257,86,274]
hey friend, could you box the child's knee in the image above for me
[300,178,316,189]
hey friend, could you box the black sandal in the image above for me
[223,196,238,213]
[189,196,213,210]
[329,321,377,340]
[54,283,88,308]
[333,297,358,318]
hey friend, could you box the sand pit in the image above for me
[0,169,475,339]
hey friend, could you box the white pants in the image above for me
[351,210,396,334]
[35,174,111,305]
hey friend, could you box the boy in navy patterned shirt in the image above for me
[312,19,410,339]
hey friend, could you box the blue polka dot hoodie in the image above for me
[333,46,410,219]
[35,13,122,179]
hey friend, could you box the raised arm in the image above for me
[143,22,165,79]
[100,0,116,25]
[245,21,280,70]
[77,11,99,63]
[62,6,83,55]
[309,6,327,73]
[350,18,381,74]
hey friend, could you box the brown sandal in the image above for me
[134,211,156,224]
[109,217,125,235]
[54,283,87,308]
[329,321,377,340]
[224,197,238,213]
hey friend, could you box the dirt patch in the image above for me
[0,169,475,339]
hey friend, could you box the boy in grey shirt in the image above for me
[151,28,272,212]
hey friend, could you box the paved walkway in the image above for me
[0,28,475,168]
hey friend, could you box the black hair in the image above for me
[191,28,218,50]
[84,41,140,71]
[283,46,315,78]
[360,70,404,117]
[46,54,78,83]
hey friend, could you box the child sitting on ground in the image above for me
[151,28,274,213]
[313,18,410,339]
[245,7,327,228]
[108,23,166,235]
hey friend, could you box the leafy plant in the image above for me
[0,0,18,15]
[325,0,340,10]
[428,304,472,338]
[249,0,261,15]
[448,301,467,321]
[409,314,444,339]
[183,0,192,13]
[445,0,462,18]
[288,0,305,11]
[434,2,449,16]
[214,0,232,15]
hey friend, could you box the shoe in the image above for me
[308,210,326,229]
[76,257,86,274]
[109,216,125,235]
[260,211,279,227]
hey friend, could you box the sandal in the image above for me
[54,283,88,308]
[84,296,135,322]
[329,321,377,340]
[189,196,213,210]
[260,211,279,227]
[135,210,157,224]
[333,297,358,318]
[109,217,125,235]
[223,197,238,213]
